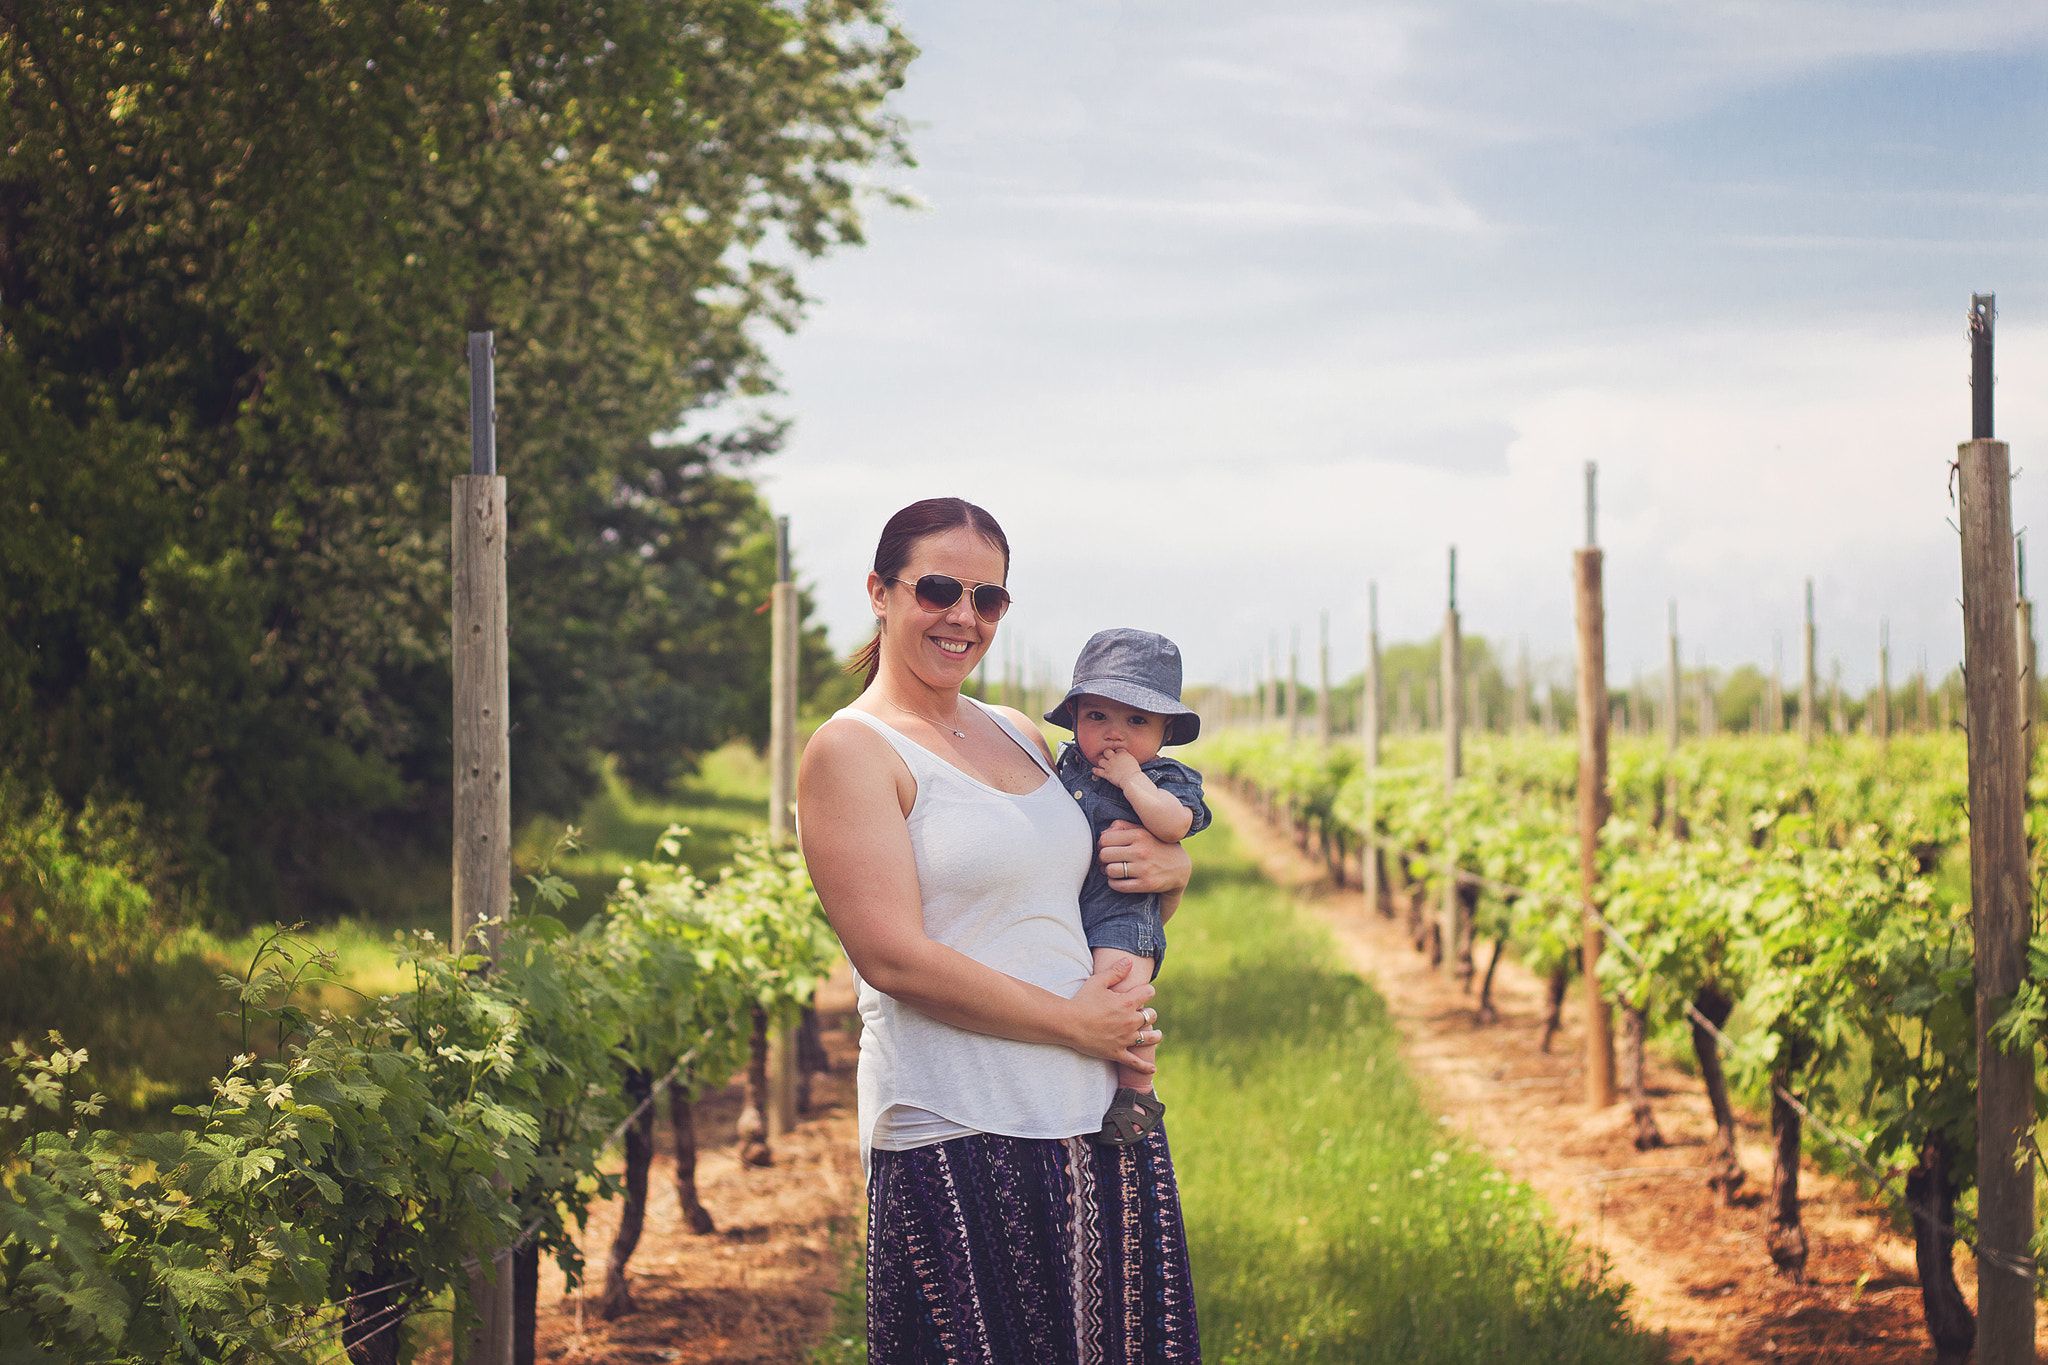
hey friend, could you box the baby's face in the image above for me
[1072,694,1169,766]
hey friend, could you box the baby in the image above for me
[1044,628,1210,1147]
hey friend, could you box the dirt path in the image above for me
[1212,787,1969,1365]
[524,971,864,1364]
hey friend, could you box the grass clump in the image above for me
[1167,815,1665,1364]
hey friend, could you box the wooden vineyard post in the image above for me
[1876,621,1891,752]
[454,330,515,1365]
[1253,638,1269,724]
[1440,548,1467,980]
[1288,625,1301,740]
[1575,463,1616,1109]
[2018,536,2037,777]
[1515,641,1531,734]
[1364,583,1385,916]
[1959,292,2034,1364]
[1665,602,1681,754]
[1801,581,1818,748]
[1768,635,1783,735]
[766,517,799,1139]
[1317,610,1331,748]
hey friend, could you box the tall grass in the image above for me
[1167,815,1667,1364]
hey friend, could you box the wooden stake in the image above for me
[455,331,514,1365]
[1366,584,1383,770]
[1960,430,2036,1361]
[1288,625,1301,740]
[1442,548,1466,981]
[1576,465,1615,1109]
[767,518,798,1138]
[1876,620,1891,751]
[1768,635,1783,735]
[1317,610,1331,748]
[1665,602,1681,752]
[1516,640,1531,735]
[1801,581,1817,747]
[2018,535,2036,776]
[1365,585,1384,916]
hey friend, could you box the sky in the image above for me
[741,0,2048,699]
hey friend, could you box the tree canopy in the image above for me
[0,0,912,923]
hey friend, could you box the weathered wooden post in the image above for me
[1515,641,1531,734]
[1959,292,2035,1363]
[1576,463,1616,1109]
[455,330,515,1365]
[2019,536,2037,776]
[1801,581,1818,747]
[1768,635,1784,735]
[1665,603,1681,753]
[1919,651,1931,734]
[1364,583,1385,915]
[1288,625,1301,740]
[1875,620,1891,751]
[1830,661,1845,737]
[1317,610,1331,748]
[1253,638,1269,724]
[1439,549,1465,977]
[767,517,799,1138]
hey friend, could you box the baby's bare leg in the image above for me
[1093,947,1158,1093]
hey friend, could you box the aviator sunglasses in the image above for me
[886,574,1013,624]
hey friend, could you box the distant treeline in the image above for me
[0,2,913,927]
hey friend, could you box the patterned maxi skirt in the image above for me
[865,1127,1200,1364]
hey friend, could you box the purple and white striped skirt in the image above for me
[865,1127,1201,1364]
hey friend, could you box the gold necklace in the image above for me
[886,694,969,738]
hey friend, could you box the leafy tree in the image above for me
[0,0,911,924]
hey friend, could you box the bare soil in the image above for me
[524,971,864,1365]
[1211,786,2013,1365]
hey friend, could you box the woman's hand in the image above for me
[1100,820,1192,894]
[1064,956,1161,1071]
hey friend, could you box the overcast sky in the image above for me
[744,0,2048,698]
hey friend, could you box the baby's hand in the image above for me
[1091,748,1143,788]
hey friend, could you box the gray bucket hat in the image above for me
[1044,628,1201,746]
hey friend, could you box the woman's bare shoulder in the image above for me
[802,708,916,810]
[805,708,893,771]
[987,704,1056,763]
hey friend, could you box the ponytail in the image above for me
[847,628,883,692]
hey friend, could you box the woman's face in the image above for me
[867,526,1007,692]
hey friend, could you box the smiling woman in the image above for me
[798,496,1205,1361]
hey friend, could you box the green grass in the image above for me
[521,741,774,925]
[1166,813,1668,1364]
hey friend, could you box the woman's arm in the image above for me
[1098,819,1192,921]
[799,719,1159,1070]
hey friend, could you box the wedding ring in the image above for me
[1116,861,1130,880]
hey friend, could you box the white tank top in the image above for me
[824,700,1115,1171]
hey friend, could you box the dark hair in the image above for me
[848,498,1011,691]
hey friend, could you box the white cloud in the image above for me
[756,0,2048,700]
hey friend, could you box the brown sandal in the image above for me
[1090,1088,1165,1147]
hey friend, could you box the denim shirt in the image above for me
[1053,742,1210,954]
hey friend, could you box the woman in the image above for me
[799,497,1201,1362]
